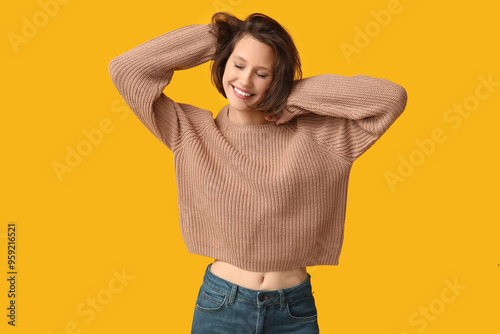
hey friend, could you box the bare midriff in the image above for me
[210,259,308,291]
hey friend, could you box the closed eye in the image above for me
[234,64,268,78]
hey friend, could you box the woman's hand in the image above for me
[264,109,296,125]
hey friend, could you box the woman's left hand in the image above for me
[264,109,295,125]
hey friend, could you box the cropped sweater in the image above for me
[108,24,408,272]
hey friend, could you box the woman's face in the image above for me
[222,34,275,113]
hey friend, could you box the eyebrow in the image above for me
[232,55,273,72]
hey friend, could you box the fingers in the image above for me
[265,115,281,124]
[265,113,289,125]
[276,113,292,125]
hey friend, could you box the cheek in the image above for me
[223,66,235,83]
[259,80,273,94]
[222,72,235,98]
[222,74,231,91]
[222,69,230,89]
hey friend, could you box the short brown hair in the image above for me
[210,12,302,115]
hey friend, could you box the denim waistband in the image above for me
[201,263,313,310]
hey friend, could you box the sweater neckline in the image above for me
[218,105,278,132]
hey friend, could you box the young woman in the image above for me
[109,12,407,333]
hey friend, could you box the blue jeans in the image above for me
[191,263,320,333]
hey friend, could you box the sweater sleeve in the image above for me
[286,74,408,162]
[108,24,217,151]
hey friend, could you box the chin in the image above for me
[229,102,251,113]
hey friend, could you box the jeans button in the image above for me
[258,294,265,302]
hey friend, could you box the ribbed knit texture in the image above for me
[108,24,408,271]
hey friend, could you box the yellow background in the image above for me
[2,0,499,333]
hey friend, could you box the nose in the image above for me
[239,69,253,88]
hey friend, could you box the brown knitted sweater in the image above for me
[108,24,408,271]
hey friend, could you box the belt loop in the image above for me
[228,284,238,305]
[278,289,286,311]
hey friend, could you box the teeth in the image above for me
[234,86,252,97]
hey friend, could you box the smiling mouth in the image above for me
[232,85,254,97]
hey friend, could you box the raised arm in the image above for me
[108,24,217,150]
[283,74,408,162]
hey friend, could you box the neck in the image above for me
[227,106,271,126]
